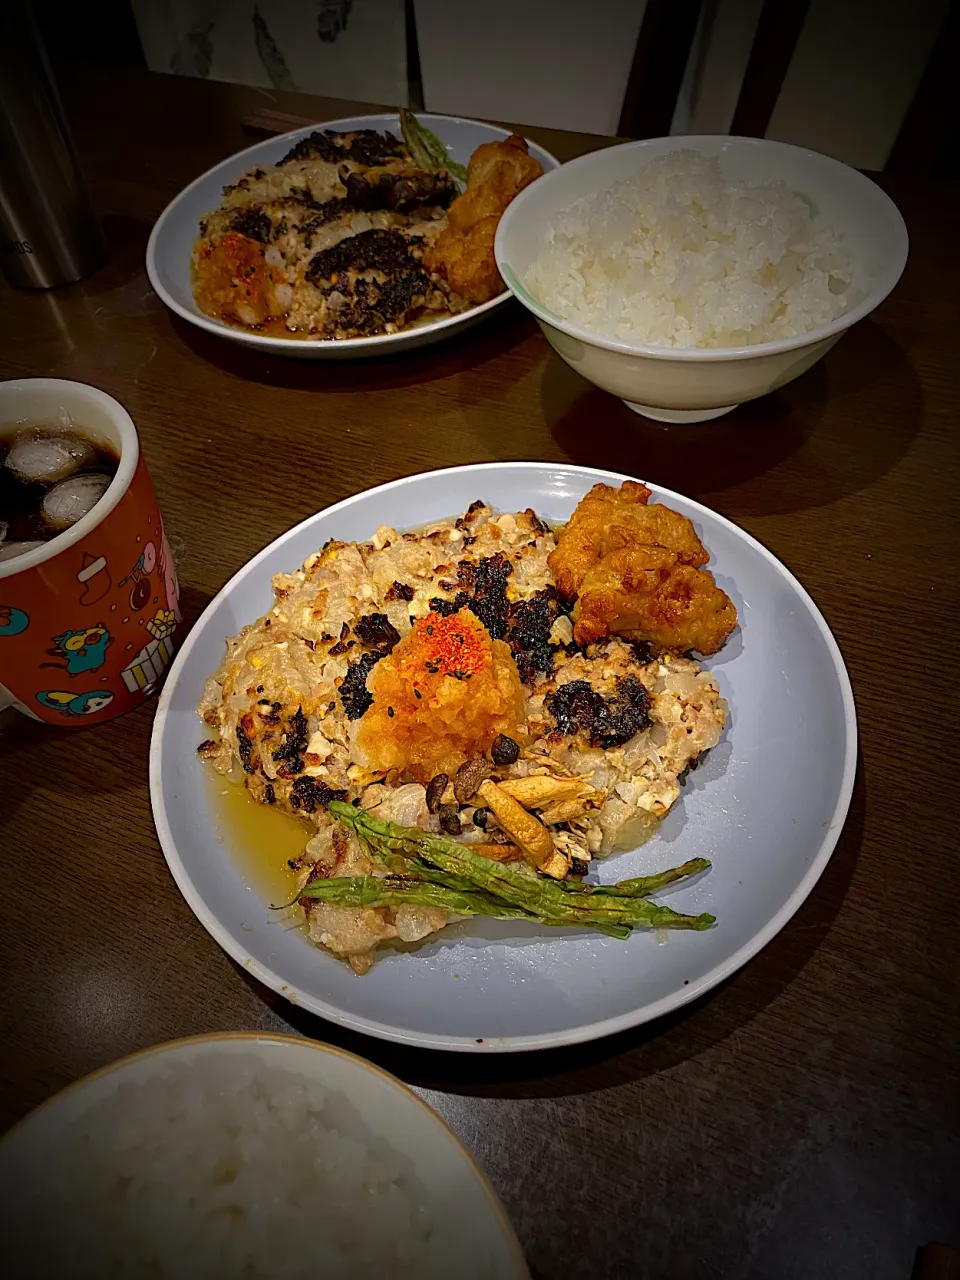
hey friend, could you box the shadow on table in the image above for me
[72,213,154,297]
[261,755,866,1098]
[545,319,922,515]
[169,303,538,394]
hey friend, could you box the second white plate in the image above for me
[146,113,560,359]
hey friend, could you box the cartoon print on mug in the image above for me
[76,552,111,605]
[35,689,114,717]
[158,525,182,624]
[0,606,29,636]
[119,539,157,612]
[40,623,113,676]
[121,608,177,693]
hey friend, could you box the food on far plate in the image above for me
[198,487,734,972]
[550,481,738,653]
[422,134,545,303]
[193,116,544,340]
[525,151,856,348]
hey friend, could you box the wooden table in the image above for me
[2,64,958,1279]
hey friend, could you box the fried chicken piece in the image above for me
[551,482,737,654]
[423,135,544,303]
[573,547,738,655]
[549,481,709,600]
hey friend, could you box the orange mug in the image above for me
[0,379,183,725]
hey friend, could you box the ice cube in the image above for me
[5,435,95,484]
[41,473,112,530]
[0,540,45,563]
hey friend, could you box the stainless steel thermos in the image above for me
[0,2,107,288]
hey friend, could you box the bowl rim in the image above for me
[150,461,858,1053]
[0,1030,529,1277]
[145,112,560,354]
[494,134,910,363]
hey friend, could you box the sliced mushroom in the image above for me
[497,775,592,809]
[477,779,569,879]
[425,773,448,813]
[453,755,490,804]
[437,802,461,836]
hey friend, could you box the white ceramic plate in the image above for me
[150,464,856,1051]
[146,114,559,359]
[0,1032,527,1278]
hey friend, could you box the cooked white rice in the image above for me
[525,151,856,348]
[5,1057,464,1279]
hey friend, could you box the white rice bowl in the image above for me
[524,151,857,349]
[1,1037,524,1279]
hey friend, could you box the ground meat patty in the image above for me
[280,128,406,167]
[305,228,441,336]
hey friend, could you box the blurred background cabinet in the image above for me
[31,0,958,174]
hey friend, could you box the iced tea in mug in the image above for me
[0,379,182,724]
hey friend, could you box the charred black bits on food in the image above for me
[491,733,520,766]
[230,208,272,243]
[426,773,449,813]
[472,807,490,830]
[438,803,462,836]
[455,500,486,531]
[306,229,431,334]
[288,776,347,814]
[545,677,651,749]
[508,588,566,684]
[355,612,400,651]
[590,675,652,749]
[236,722,255,771]
[629,639,655,665]
[570,857,589,877]
[329,620,355,656]
[197,739,219,759]
[264,783,276,805]
[339,651,382,720]
[429,592,469,617]
[344,169,457,212]
[272,706,310,774]
[385,580,415,602]
[280,128,405,167]
[459,553,512,640]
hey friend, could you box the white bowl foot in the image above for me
[623,401,738,424]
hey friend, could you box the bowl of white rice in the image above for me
[495,137,908,423]
[0,1033,528,1280]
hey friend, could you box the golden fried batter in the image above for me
[551,482,737,654]
[424,135,544,303]
[573,547,738,655]
[549,480,709,599]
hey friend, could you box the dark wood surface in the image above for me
[1,64,958,1280]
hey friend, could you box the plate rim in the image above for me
[150,461,858,1052]
[145,112,560,354]
[0,1030,529,1277]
